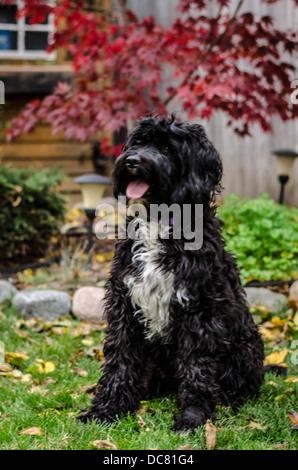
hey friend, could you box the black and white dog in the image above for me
[78,115,265,431]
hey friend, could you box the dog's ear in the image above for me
[193,123,223,193]
[171,123,223,205]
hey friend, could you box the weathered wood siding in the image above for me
[0,93,100,202]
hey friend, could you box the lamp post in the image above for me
[272,149,298,204]
[74,173,111,268]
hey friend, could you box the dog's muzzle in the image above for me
[123,154,150,199]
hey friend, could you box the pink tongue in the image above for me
[126,180,150,199]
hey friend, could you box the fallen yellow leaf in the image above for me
[29,385,50,396]
[20,373,32,383]
[247,422,268,431]
[18,427,43,436]
[0,369,21,378]
[43,361,56,373]
[0,363,12,373]
[51,327,68,335]
[285,376,298,383]
[35,362,45,374]
[71,367,88,377]
[268,381,278,387]
[0,368,31,381]
[11,370,23,379]
[205,419,216,450]
[81,339,94,346]
[5,351,29,365]
[92,439,117,450]
[42,376,56,385]
[259,326,284,342]
[238,421,268,431]
[270,316,286,328]
[28,359,56,374]
[71,324,92,337]
[264,350,288,366]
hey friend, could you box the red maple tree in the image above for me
[4,0,298,155]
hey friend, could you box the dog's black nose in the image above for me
[125,156,140,169]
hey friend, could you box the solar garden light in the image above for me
[272,149,298,204]
[74,173,111,267]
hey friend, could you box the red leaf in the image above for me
[241,12,254,25]
[204,83,234,100]
[110,24,118,35]
[5,0,297,144]
[261,15,273,26]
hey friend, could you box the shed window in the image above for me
[0,1,55,60]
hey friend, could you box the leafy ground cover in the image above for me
[0,302,297,450]
[219,194,298,284]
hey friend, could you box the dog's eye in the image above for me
[162,146,169,153]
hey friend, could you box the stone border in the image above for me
[0,279,297,325]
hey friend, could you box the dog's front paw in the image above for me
[173,407,207,433]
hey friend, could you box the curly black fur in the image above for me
[78,115,265,431]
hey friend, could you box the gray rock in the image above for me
[289,280,298,302]
[13,289,71,321]
[244,287,288,313]
[72,286,105,324]
[0,280,18,304]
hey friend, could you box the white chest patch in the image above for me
[123,220,188,339]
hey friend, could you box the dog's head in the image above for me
[113,115,222,206]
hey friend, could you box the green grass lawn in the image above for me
[0,303,297,450]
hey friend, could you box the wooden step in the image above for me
[1,142,92,159]
[2,158,95,176]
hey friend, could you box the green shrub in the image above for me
[219,193,298,283]
[0,165,67,263]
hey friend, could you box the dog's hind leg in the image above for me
[218,324,265,409]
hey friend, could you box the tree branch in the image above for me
[115,0,129,29]
[115,0,134,132]
[164,0,245,107]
